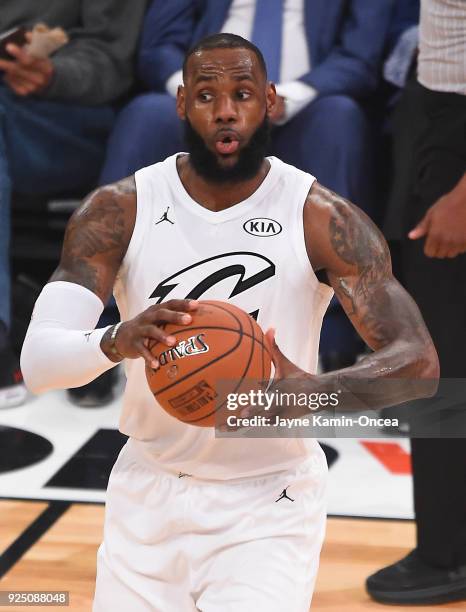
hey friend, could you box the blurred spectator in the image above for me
[100,0,394,372]
[383,0,420,91]
[0,0,147,408]
[367,0,466,605]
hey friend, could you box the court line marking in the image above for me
[0,501,71,578]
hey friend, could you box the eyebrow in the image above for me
[194,74,216,84]
[193,72,255,85]
[232,73,255,82]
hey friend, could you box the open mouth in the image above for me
[215,134,240,155]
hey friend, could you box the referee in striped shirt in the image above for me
[368,0,466,605]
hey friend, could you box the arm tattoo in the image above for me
[324,188,396,347]
[64,198,125,259]
[52,176,135,296]
[301,183,439,408]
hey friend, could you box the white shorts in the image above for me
[93,438,328,612]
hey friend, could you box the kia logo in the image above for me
[243,218,282,237]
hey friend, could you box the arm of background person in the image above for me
[40,0,147,105]
[299,0,395,98]
[408,172,466,258]
[138,0,199,92]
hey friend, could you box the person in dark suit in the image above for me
[99,0,394,370]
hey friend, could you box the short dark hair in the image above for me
[182,33,267,81]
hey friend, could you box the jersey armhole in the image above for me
[292,175,334,300]
[121,168,152,270]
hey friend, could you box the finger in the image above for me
[408,211,431,240]
[424,233,440,258]
[147,300,198,317]
[4,62,44,84]
[1,64,37,90]
[136,340,159,369]
[5,43,34,66]
[408,222,428,240]
[5,76,31,96]
[140,324,177,346]
[264,328,295,379]
[15,69,45,87]
[445,243,463,258]
[165,299,199,312]
[151,308,193,327]
[0,58,17,73]
[434,241,450,259]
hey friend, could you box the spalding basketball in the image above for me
[145,301,272,427]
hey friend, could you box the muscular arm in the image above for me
[22,175,199,394]
[21,177,136,395]
[302,182,439,409]
[50,175,136,302]
[49,176,136,360]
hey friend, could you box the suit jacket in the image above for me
[138,0,395,99]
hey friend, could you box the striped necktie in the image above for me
[250,0,283,83]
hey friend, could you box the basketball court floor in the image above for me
[0,373,462,611]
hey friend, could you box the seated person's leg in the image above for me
[0,114,24,407]
[2,87,114,194]
[271,95,376,369]
[0,86,115,407]
[99,93,184,185]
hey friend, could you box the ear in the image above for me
[176,85,186,120]
[266,82,277,118]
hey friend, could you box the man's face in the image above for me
[177,47,276,182]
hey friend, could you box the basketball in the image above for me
[145,300,272,427]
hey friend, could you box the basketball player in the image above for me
[20,35,439,611]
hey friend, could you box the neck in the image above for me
[176,155,270,212]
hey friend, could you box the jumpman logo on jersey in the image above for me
[84,331,94,343]
[156,206,174,225]
[275,486,295,502]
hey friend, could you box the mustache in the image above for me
[183,116,271,184]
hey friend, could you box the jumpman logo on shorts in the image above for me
[275,486,295,502]
[156,207,174,225]
[178,471,193,478]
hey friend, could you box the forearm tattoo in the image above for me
[305,183,438,395]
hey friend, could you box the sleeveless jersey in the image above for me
[113,154,334,480]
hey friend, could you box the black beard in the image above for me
[183,116,271,184]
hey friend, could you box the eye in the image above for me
[199,92,213,102]
[237,90,251,100]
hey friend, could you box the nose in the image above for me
[214,93,238,124]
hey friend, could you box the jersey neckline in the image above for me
[168,153,281,224]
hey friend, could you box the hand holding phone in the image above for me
[0,27,27,61]
[0,27,54,96]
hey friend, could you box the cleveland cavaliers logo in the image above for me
[158,334,209,366]
[149,252,275,321]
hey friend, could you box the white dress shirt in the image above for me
[166,0,317,122]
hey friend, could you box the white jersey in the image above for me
[113,154,333,480]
